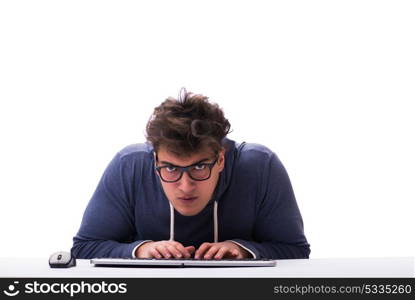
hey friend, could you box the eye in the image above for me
[165,166,178,172]
[193,164,207,170]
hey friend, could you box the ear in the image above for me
[217,148,226,172]
[153,151,160,176]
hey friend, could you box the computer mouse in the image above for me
[49,251,76,268]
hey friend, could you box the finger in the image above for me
[225,249,243,259]
[155,245,172,259]
[173,243,191,258]
[185,246,196,256]
[149,248,162,259]
[135,241,155,258]
[204,245,219,259]
[235,250,244,259]
[195,243,212,259]
[214,247,229,260]
[231,249,243,259]
[169,241,191,258]
[195,243,211,259]
[167,245,183,259]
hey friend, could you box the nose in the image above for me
[177,171,196,192]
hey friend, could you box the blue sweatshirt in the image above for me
[71,139,310,259]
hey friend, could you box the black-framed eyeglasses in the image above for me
[155,156,219,183]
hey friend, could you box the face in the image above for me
[155,146,225,216]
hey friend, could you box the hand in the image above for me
[136,240,195,259]
[194,241,252,260]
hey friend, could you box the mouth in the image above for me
[177,196,198,203]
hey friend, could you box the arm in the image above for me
[232,152,310,259]
[71,151,145,259]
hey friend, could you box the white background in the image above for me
[0,0,414,259]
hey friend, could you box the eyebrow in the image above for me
[159,158,211,167]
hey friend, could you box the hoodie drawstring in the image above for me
[213,200,218,243]
[169,201,175,241]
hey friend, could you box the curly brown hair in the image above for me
[146,89,231,156]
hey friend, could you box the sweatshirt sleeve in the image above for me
[232,151,311,259]
[71,151,145,259]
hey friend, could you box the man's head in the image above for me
[146,89,230,216]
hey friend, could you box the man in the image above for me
[71,89,310,260]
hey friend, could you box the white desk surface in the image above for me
[0,257,413,278]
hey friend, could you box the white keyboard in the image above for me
[90,257,277,267]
